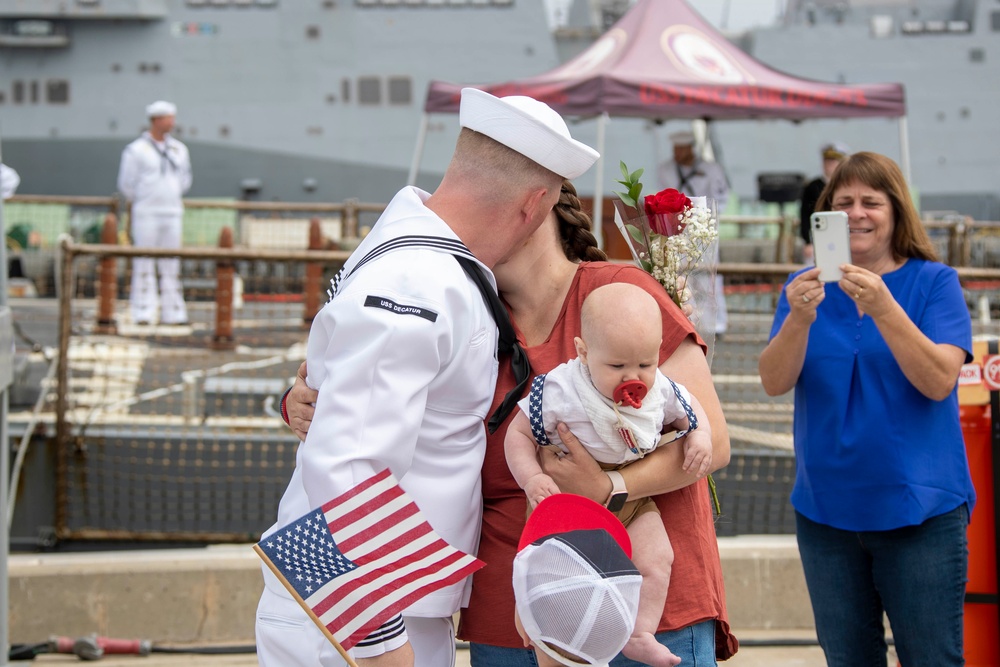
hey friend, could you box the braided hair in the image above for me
[555,180,607,262]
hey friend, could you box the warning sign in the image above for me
[958,364,983,386]
[984,355,1000,391]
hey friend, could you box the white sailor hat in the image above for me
[821,142,851,160]
[146,100,177,118]
[668,130,696,146]
[459,88,599,180]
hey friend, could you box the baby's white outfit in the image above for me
[516,357,696,466]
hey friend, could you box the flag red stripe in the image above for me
[321,468,394,513]
[324,480,406,534]
[260,470,486,653]
[310,532,453,618]
[350,525,436,567]
[337,501,422,555]
[330,549,471,626]
[339,570,478,647]
[341,515,431,563]
[338,556,484,647]
[330,552,482,645]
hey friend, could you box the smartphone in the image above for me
[811,211,851,282]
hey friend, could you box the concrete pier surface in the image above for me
[5,536,891,666]
[19,636,838,666]
[14,634,840,667]
[6,302,920,665]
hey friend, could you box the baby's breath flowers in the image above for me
[613,161,719,308]
[613,161,721,516]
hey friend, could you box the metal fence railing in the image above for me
[7,195,998,296]
[5,197,1000,542]
[47,237,350,542]
[4,195,387,297]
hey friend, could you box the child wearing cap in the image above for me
[505,282,712,667]
[513,493,644,667]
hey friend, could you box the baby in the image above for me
[505,282,712,667]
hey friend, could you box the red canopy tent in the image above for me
[423,0,905,120]
[409,0,909,234]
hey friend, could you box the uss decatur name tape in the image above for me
[365,295,438,322]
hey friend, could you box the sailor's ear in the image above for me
[519,185,552,229]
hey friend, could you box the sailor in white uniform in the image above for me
[658,130,730,337]
[117,100,192,325]
[1,162,20,200]
[254,89,599,667]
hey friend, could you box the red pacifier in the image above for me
[613,381,648,409]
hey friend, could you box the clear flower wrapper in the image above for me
[612,166,723,515]
[612,194,720,347]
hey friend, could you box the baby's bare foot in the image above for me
[623,632,682,667]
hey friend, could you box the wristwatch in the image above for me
[604,470,629,513]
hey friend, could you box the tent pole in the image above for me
[898,115,912,186]
[0,133,9,667]
[593,113,607,251]
[407,112,430,187]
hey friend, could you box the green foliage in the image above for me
[614,161,645,208]
[625,223,646,246]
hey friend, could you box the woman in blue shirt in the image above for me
[759,152,974,667]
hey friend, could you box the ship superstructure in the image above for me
[1,0,997,218]
[552,0,998,219]
[719,0,999,218]
[0,0,558,202]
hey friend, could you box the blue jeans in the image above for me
[796,506,968,667]
[468,619,717,666]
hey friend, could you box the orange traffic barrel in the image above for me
[959,337,1000,666]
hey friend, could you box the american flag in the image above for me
[254,469,485,653]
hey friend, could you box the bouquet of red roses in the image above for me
[612,161,719,309]
[613,162,721,515]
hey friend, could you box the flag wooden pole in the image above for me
[252,469,484,667]
[254,545,360,667]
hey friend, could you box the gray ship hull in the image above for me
[2,0,997,217]
[552,0,1000,220]
[717,0,1000,219]
[0,0,553,202]
[2,137,434,203]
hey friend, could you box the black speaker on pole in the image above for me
[757,172,805,204]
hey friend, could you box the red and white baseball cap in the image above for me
[513,494,642,667]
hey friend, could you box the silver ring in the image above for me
[802,294,810,303]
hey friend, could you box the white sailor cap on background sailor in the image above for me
[458,88,599,180]
[821,141,851,160]
[668,130,696,147]
[145,100,177,119]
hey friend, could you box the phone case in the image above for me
[811,211,851,282]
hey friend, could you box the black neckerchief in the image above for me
[329,235,531,434]
[675,162,705,195]
[455,256,531,434]
[145,135,178,174]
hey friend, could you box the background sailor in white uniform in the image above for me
[1,162,20,200]
[254,88,599,667]
[117,100,192,325]
[658,130,730,339]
